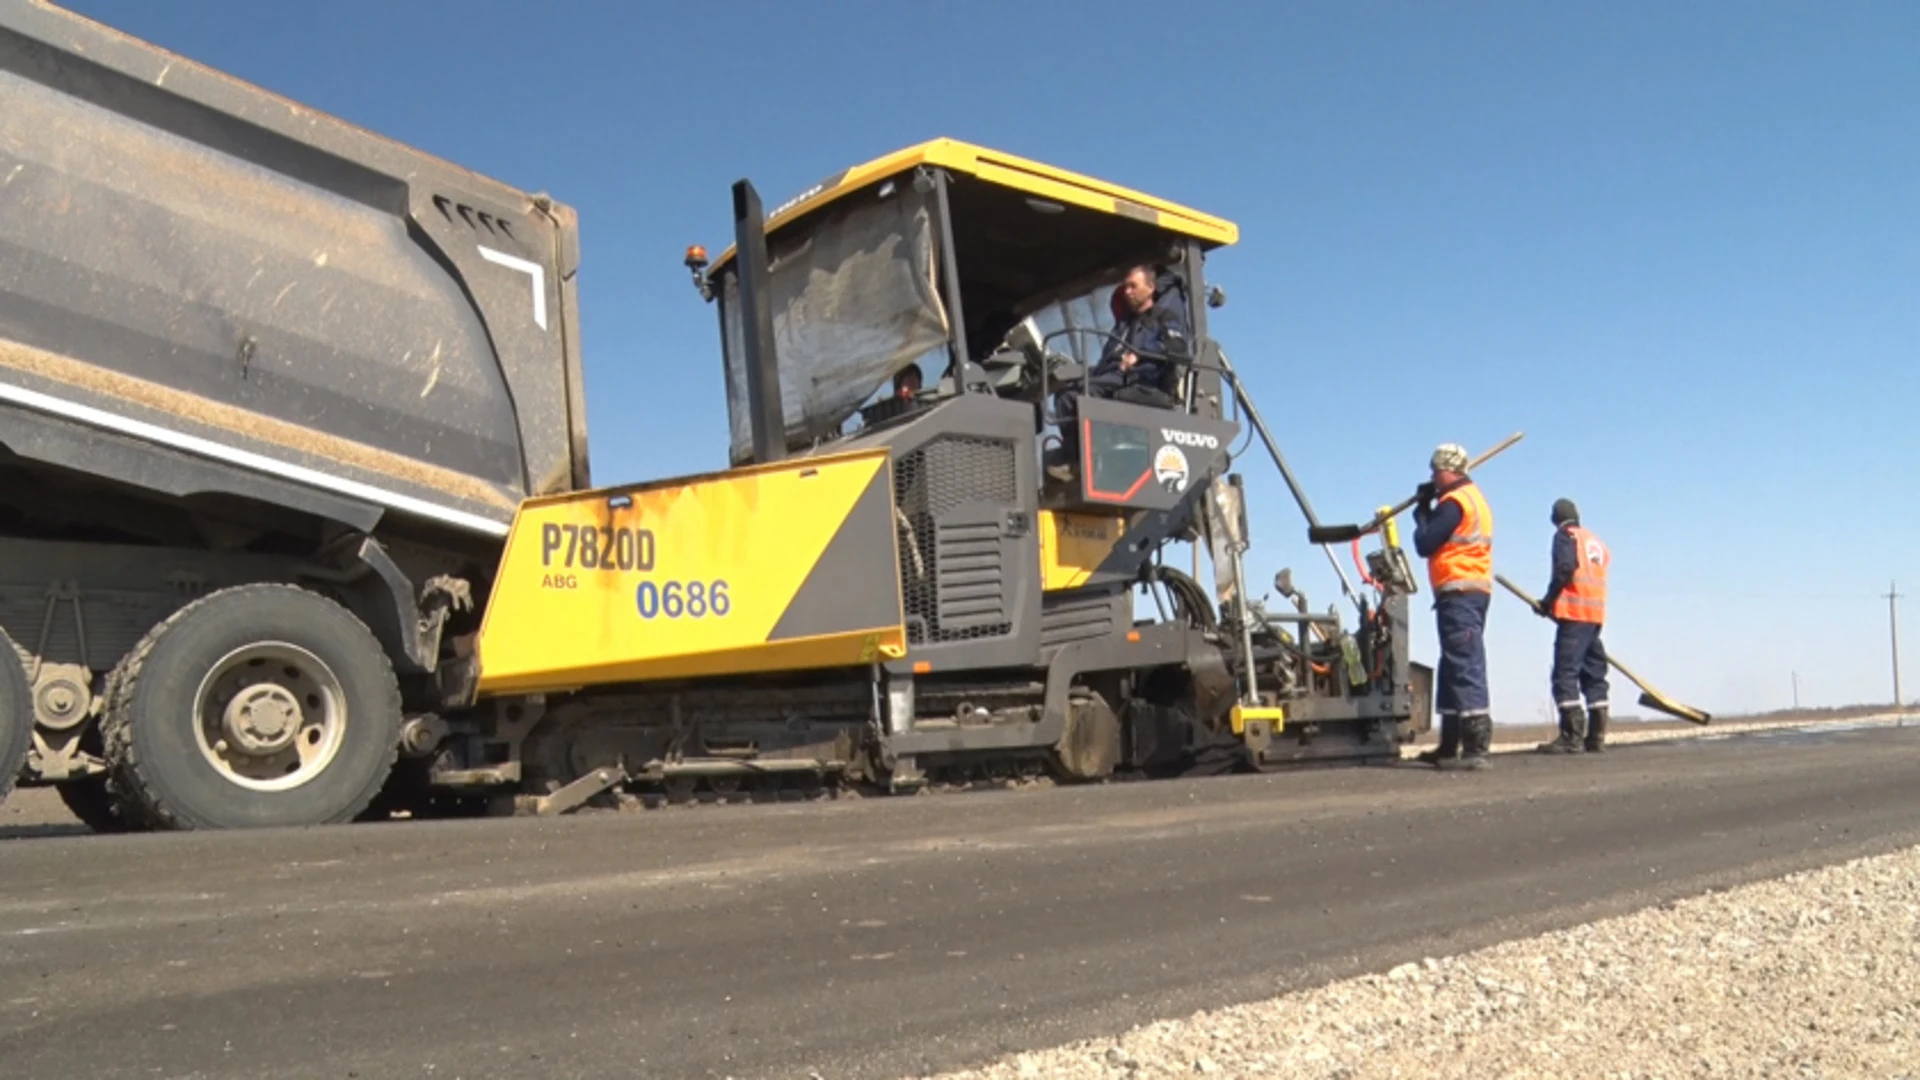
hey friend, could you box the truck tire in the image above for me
[101,584,402,830]
[0,629,31,806]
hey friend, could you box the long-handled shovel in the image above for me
[1494,574,1711,725]
[1306,432,1526,546]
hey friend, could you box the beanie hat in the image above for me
[1430,443,1470,473]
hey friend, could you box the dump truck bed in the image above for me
[0,0,588,541]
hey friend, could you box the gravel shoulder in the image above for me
[920,842,1920,1080]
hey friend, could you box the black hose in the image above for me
[1144,564,1218,632]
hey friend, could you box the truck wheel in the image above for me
[0,629,31,806]
[102,584,402,830]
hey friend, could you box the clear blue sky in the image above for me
[63,0,1919,722]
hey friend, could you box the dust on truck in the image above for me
[0,0,588,829]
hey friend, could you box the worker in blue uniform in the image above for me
[1531,498,1612,754]
[1046,264,1190,483]
[1411,443,1495,770]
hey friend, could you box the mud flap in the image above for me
[1123,700,1256,778]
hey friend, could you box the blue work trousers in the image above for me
[1551,620,1609,710]
[1435,591,1491,717]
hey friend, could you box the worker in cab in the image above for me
[1094,264,1190,396]
[893,363,923,400]
[1530,498,1611,754]
[1411,443,1495,770]
[1046,264,1191,482]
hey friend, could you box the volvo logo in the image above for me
[1160,429,1219,450]
[1154,446,1192,493]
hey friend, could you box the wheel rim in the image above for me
[192,642,348,792]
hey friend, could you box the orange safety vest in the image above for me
[1551,524,1609,623]
[1428,481,1494,594]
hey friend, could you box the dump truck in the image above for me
[0,0,1431,832]
[0,0,585,829]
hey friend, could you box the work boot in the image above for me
[1043,445,1077,485]
[1536,705,1587,754]
[1415,714,1460,766]
[1442,716,1492,771]
[1584,705,1609,753]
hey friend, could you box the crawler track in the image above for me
[610,765,1061,813]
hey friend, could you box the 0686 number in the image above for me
[635,580,730,620]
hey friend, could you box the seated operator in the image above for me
[844,363,926,437]
[1045,263,1190,483]
[893,363,923,400]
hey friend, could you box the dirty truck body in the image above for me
[0,1,1430,831]
[0,0,583,828]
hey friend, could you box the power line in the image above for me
[1887,580,1905,725]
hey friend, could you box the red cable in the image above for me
[1351,537,1380,589]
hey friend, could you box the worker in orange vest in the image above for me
[1411,443,1495,770]
[1531,498,1611,753]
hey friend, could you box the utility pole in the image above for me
[1792,670,1799,711]
[1887,580,1904,723]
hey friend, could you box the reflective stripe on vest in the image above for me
[1552,524,1609,623]
[1428,481,1494,594]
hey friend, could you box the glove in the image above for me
[1531,599,1551,618]
[1415,481,1436,504]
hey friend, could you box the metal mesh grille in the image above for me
[894,436,1017,644]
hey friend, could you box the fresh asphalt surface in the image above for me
[2,723,1918,1080]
